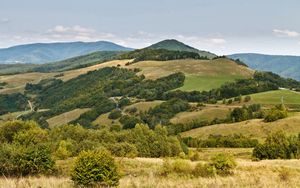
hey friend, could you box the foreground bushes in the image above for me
[71,150,120,187]
[162,154,236,177]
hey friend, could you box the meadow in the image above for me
[181,112,300,141]
[1,148,300,188]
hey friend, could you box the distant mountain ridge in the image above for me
[147,39,217,59]
[0,41,133,64]
[228,53,300,81]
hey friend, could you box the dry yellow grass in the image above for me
[2,157,300,188]
[46,108,90,128]
[0,72,56,94]
[93,112,121,126]
[181,112,300,141]
[124,100,163,112]
[127,58,254,80]
[60,59,131,81]
[170,106,230,124]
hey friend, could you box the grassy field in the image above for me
[170,105,230,124]
[2,149,300,188]
[93,112,122,127]
[46,108,90,128]
[128,58,253,91]
[249,89,300,105]
[0,72,57,94]
[179,74,246,91]
[124,101,163,112]
[181,112,300,141]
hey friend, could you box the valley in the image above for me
[1,39,300,188]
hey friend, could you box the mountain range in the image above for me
[0,41,133,64]
[229,53,300,81]
[1,40,300,81]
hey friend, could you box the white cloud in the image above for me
[46,25,115,42]
[0,18,10,23]
[273,29,299,38]
[207,38,226,44]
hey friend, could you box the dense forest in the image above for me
[118,48,209,63]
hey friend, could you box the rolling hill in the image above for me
[181,112,300,141]
[228,53,300,81]
[0,41,133,64]
[147,39,217,59]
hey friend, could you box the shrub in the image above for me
[244,95,251,102]
[172,159,193,174]
[189,151,201,161]
[54,140,73,160]
[210,154,236,176]
[264,108,287,122]
[161,159,193,175]
[71,150,119,187]
[108,109,122,120]
[193,163,216,177]
[0,144,54,176]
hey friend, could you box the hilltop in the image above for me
[0,41,133,64]
[147,39,217,59]
[229,53,300,81]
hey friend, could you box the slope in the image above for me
[181,112,300,141]
[127,58,254,91]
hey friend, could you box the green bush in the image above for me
[0,144,54,176]
[264,108,288,122]
[252,131,299,160]
[108,109,122,120]
[71,150,120,186]
[210,154,236,176]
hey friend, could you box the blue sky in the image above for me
[0,0,299,55]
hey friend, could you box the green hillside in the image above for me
[0,51,124,75]
[147,39,217,59]
[250,89,300,105]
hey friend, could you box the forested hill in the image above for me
[147,39,217,59]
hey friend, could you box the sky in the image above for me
[0,0,300,55]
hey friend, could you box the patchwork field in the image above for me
[181,112,300,141]
[0,58,253,94]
